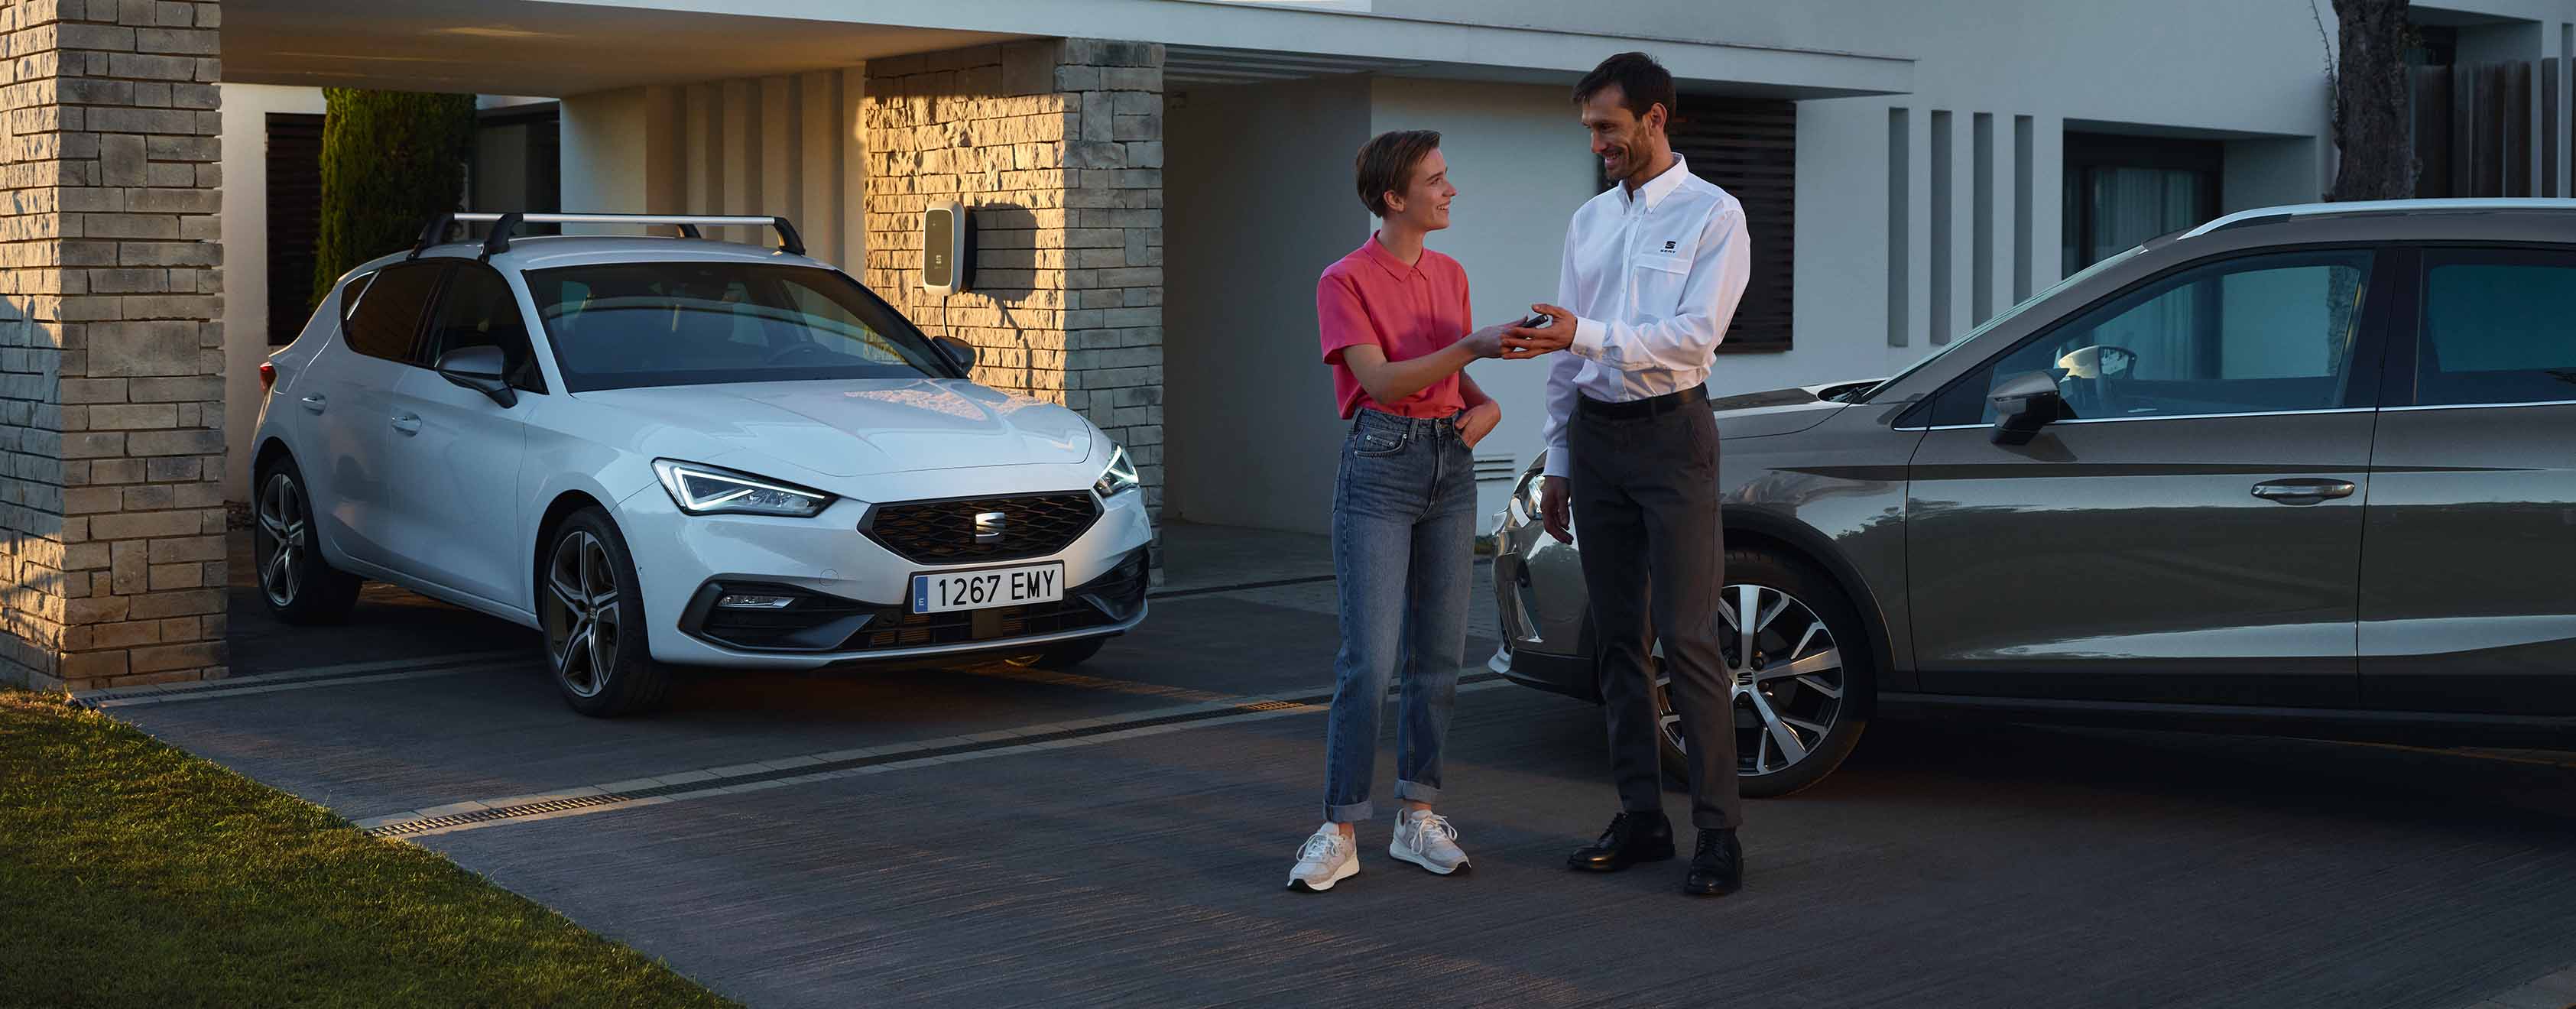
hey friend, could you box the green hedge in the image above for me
[310,89,476,307]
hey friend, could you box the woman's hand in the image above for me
[1458,400,1502,449]
[1458,322,1514,359]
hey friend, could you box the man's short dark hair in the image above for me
[1353,129,1442,218]
[1575,51,1677,124]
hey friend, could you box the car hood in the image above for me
[573,379,1097,477]
[1708,378,1877,440]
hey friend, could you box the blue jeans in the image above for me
[1322,408,1478,823]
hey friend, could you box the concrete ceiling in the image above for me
[225,0,1024,95]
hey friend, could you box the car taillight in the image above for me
[258,361,276,393]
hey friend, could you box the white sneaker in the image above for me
[1286,826,1359,893]
[1390,809,1471,875]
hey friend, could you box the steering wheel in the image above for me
[760,342,842,367]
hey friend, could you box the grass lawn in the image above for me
[0,689,736,1008]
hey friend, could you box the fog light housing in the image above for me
[717,594,797,610]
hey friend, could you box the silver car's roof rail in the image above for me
[2182,197,2576,238]
[409,212,806,260]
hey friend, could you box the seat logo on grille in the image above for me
[974,511,1008,543]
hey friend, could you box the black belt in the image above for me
[1577,384,1708,420]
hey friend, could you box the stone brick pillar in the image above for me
[861,38,1165,514]
[0,0,225,691]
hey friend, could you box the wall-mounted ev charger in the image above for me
[924,200,974,296]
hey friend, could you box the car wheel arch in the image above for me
[531,491,609,595]
[1722,511,1895,718]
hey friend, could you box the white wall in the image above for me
[1163,75,1374,534]
[219,83,329,503]
[557,71,865,268]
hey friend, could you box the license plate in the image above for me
[911,563,1064,615]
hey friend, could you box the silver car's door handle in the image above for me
[300,394,326,414]
[390,413,420,435]
[2251,479,2356,503]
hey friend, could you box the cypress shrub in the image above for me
[310,89,476,306]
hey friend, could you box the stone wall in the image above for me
[0,0,225,690]
[861,39,1165,513]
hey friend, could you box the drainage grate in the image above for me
[360,672,1502,839]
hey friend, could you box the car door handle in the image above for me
[300,394,326,414]
[390,413,420,436]
[2251,479,2355,503]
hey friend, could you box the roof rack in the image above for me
[408,212,807,260]
[2182,197,2576,238]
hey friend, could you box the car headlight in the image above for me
[1508,458,1546,522]
[652,460,834,517]
[1094,443,1141,498]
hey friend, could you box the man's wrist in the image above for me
[1569,316,1608,360]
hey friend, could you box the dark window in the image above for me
[1929,250,2374,425]
[2062,132,2221,274]
[426,263,545,392]
[339,262,443,364]
[264,112,325,346]
[2413,250,2576,406]
[1651,94,1793,352]
[524,263,959,393]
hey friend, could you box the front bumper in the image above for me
[619,481,1157,670]
[1491,501,1600,702]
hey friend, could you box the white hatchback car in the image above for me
[250,213,1155,715]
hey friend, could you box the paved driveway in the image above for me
[94,529,2576,1007]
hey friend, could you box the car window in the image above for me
[427,263,544,392]
[340,262,443,365]
[2414,251,2576,407]
[524,263,958,393]
[1929,249,2373,425]
[1862,244,2149,405]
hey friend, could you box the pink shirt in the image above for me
[1316,234,1473,420]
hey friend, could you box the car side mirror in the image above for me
[1988,370,2062,446]
[933,335,978,373]
[435,345,517,408]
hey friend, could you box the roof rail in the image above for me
[2182,197,2576,238]
[408,212,806,259]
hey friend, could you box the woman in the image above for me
[1288,129,1516,892]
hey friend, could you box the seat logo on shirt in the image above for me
[1661,240,1679,252]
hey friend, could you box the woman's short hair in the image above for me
[1354,129,1442,218]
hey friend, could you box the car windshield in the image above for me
[524,262,959,392]
[1854,243,2149,404]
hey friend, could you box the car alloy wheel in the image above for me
[1653,582,1848,779]
[543,530,622,699]
[255,472,310,608]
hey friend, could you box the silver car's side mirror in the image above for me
[1988,370,2062,446]
[934,335,978,373]
[435,345,517,408]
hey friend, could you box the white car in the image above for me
[249,213,1155,715]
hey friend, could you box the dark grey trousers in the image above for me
[1569,397,1743,831]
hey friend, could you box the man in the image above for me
[1504,51,1752,897]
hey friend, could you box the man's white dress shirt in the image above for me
[1539,154,1752,479]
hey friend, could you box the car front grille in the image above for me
[862,492,1101,564]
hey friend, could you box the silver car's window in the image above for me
[1858,243,2146,404]
[1931,249,2373,425]
[524,263,959,393]
[2414,251,2576,407]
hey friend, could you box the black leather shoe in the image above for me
[1566,811,1676,872]
[1682,829,1743,897]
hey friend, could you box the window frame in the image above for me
[420,260,550,394]
[2377,243,2576,410]
[2062,132,2224,275]
[1902,243,2404,429]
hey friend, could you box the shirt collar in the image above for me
[1358,232,1423,280]
[1623,154,1691,213]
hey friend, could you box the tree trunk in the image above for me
[2328,0,2415,201]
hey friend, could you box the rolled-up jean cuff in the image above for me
[1395,780,1441,805]
[1325,798,1374,824]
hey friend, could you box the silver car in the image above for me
[1491,198,2576,796]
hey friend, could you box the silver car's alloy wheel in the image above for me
[255,472,309,608]
[1654,582,1847,777]
[543,530,621,699]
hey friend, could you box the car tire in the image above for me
[1653,545,1874,799]
[1006,637,1108,670]
[539,508,673,717]
[252,456,361,625]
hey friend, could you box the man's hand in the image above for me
[1458,401,1501,448]
[1457,322,1514,359]
[1503,303,1578,359]
[1539,475,1572,543]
